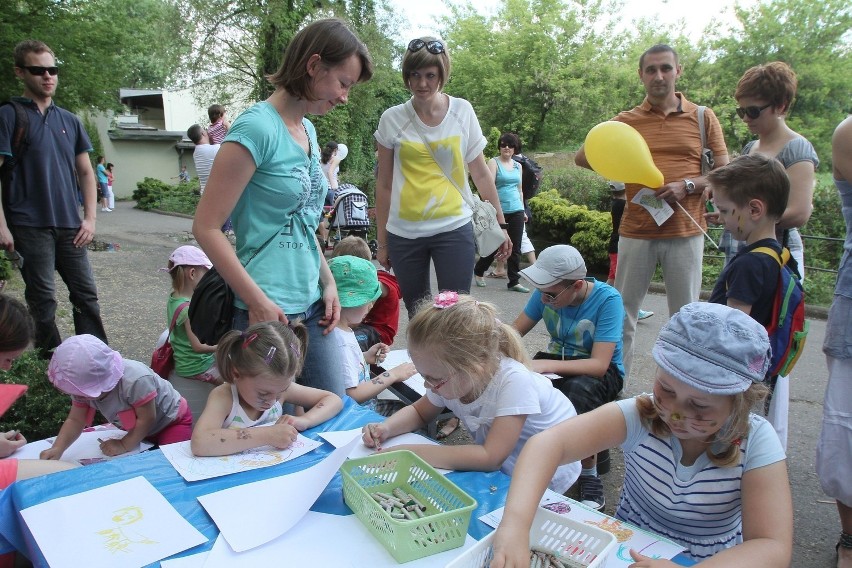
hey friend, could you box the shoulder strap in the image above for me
[169,301,190,332]
[403,101,474,209]
[752,246,792,267]
[1,100,29,170]
[697,106,706,149]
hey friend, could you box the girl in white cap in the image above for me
[191,321,342,456]
[490,302,792,567]
[42,335,193,459]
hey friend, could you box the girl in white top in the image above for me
[362,293,580,492]
[191,321,342,456]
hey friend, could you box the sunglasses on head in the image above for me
[407,39,445,55]
[20,65,59,76]
[735,103,772,119]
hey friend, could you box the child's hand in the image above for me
[366,343,390,365]
[277,414,308,432]
[628,550,680,567]
[40,446,65,460]
[362,422,388,449]
[489,524,533,568]
[266,422,299,449]
[0,430,26,458]
[390,362,417,383]
[100,437,129,457]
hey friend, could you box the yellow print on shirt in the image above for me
[398,136,465,222]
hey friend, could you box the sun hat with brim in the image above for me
[329,255,382,308]
[652,302,771,395]
[520,245,587,288]
[48,335,125,398]
[159,245,212,272]
[0,384,27,416]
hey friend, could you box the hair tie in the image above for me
[433,291,459,309]
[264,346,277,365]
[242,332,259,349]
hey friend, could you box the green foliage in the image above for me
[542,166,612,212]
[527,190,610,271]
[0,351,69,441]
[802,178,845,273]
[83,116,103,165]
[133,177,200,215]
[0,257,12,281]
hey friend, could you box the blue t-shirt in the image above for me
[523,279,625,376]
[96,163,108,184]
[494,158,523,214]
[0,97,92,228]
[225,102,328,313]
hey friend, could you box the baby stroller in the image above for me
[326,183,378,258]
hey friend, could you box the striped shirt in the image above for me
[615,396,785,561]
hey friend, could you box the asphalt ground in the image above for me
[2,200,838,567]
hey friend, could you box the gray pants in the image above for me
[388,223,475,318]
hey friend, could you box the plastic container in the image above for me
[445,507,616,568]
[340,450,477,563]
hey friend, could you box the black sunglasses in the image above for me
[735,103,772,119]
[20,65,59,76]
[499,142,514,148]
[407,39,445,55]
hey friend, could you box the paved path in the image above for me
[6,200,837,566]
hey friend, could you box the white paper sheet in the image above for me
[20,476,206,568]
[12,427,153,465]
[202,511,476,567]
[631,187,674,226]
[319,429,452,474]
[159,551,209,568]
[479,489,685,567]
[197,437,359,552]
[381,349,427,396]
[159,434,321,482]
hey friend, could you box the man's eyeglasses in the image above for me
[19,66,59,76]
[540,284,572,303]
[735,103,772,120]
[407,39,445,55]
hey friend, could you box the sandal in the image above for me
[486,271,507,279]
[838,531,852,553]
[435,417,460,440]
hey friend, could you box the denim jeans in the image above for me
[10,226,108,353]
[232,300,345,397]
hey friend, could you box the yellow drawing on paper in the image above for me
[585,518,634,542]
[639,194,664,209]
[96,506,158,553]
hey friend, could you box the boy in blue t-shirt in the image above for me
[707,153,793,447]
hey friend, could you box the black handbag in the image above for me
[188,267,234,345]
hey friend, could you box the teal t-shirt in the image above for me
[494,158,523,214]
[225,102,328,313]
[96,163,108,184]
[167,294,214,377]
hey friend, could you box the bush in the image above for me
[527,190,610,271]
[0,257,12,281]
[541,166,612,212]
[133,177,200,214]
[0,350,69,441]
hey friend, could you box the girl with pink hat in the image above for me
[42,335,193,459]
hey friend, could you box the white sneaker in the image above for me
[101,207,110,212]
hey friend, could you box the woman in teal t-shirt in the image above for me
[192,19,373,397]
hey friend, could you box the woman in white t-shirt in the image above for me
[374,37,511,316]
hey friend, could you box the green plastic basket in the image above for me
[340,450,477,563]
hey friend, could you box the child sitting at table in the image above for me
[328,255,415,407]
[42,335,193,459]
[361,293,581,493]
[490,302,791,567]
[332,236,402,350]
[191,321,343,456]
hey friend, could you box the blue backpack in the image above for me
[753,247,809,377]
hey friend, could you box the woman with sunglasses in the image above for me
[374,37,511,317]
[192,19,373,398]
[720,62,818,276]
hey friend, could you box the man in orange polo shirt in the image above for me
[575,44,729,380]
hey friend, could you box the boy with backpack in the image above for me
[707,153,805,449]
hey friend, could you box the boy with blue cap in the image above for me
[328,255,415,406]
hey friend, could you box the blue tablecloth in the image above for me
[0,398,511,566]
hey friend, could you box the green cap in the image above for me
[328,255,382,308]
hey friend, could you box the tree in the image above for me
[0,0,191,111]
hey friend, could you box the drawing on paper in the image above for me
[543,500,571,515]
[616,543,662,561]
[96,506,158,553]
[585,518,634,542]
[639,194,664,209]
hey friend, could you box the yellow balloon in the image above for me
[583,121,665,188]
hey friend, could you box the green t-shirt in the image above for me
[167,294,214,377]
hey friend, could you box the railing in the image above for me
[705,228,844,275]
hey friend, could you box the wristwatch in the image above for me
[683,179,696,195]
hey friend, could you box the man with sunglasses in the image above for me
[574,44,729,382]
[511,245,624,510]
[0,39,107,355]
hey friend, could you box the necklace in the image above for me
[556,280,590,359]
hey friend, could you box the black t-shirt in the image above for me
[708,238,783,327]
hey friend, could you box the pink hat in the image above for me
[0,384,27,416]
[160,245,212,272]
[48,335,125,398]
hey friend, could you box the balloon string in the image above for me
[676,202,719,250]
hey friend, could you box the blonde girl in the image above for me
[191,321,343,456]
[491,302,792,568]
[361,293,580,491]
